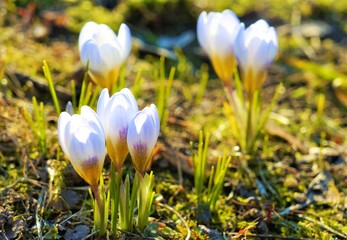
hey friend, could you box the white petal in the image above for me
[68,126,105,170]
[236,19,278,73]
[210,20,234,57]
[106,104,130,144]
[247,34,264,62]
[267,27,278,60]
[197,11,210,55]
[249,19,270,31]
[117,24,132,62]
[220,9,241,39]
[252,41,270,72]
[104,93,137,139]
[80,40,106,72]
[58,104,106,186]
[97,24,118,42]
[81,106,105,137]
[120,88,138,112]
[97,88,110,126]
[58,112,72,158]
[197,10,241,59]
[98,41,122,69]
[148,104,160,139]
[78,21,99,52]
[79,22,124,75]
[127,111,155,159]
[234,23,247,68]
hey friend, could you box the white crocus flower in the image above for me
[97,88,138,172]
[58,106,106,188]
[235,19,278,95]
[78,21,132,91]
[197,10,241,83]
[127,104,160,175]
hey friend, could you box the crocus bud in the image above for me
[58,106,106,187]
[127,104,160,175]
[235,19,278,95]
[197,10,241,83]
[97,88,138,172]
[78,21,132,91]
[65,101,74,115]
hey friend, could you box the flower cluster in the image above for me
[58,88,160,186]
[197,10,279,155]
[197,10,278,96]
[58,87,159,235]
[56,10,278,235]
[57,21,160,236]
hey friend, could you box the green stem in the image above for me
[43,60,61,115]
[240,154,252,185]
[119,173,138,232]
[246,91,254,155]
[110,164,121,235]
[137,171,155,232]
[91,184,106,236]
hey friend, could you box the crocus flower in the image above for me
[197,10,241,83]
[78,21,132,91]
[58,106,106,188]
[97,88,138,172]
[235,19,278,95]
[127,104,160,175]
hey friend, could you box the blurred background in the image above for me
[1,0,347,77]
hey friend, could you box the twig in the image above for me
[36,188,46,240]
[116,229,144,238]
[275,201,310,217]
[0,225,9,240]
[255,178,268,197]
[266,121,308,154]
[297,213,347,239]
[258,169,278,197]
[158,202,191,240]
[84,229,98,240]
[0,177,46,196]
[42,209,93,238]
[64,186,90,191]
[274,201,347,238]
[242,161,268,197]
[59,209,92,226]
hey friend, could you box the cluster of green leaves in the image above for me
[191,131,230,212]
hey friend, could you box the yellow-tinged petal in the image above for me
[89,67,120,91]
[241,67,267,96]
[211,54,237,83]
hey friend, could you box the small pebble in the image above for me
[294,192,307,203]
[284,176,299,189]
